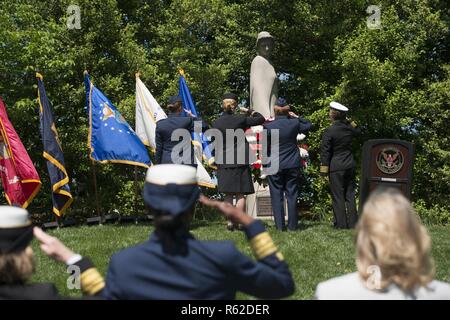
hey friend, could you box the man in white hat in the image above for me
[0,206,104,299]
[320,101,361,229]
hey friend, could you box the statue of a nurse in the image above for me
[250,31,278,119]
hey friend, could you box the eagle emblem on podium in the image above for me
[376,147,404,174]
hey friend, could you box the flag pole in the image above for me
[134,166,138,217]
[91,160,102,221]
[134,71,140,220]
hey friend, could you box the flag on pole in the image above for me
[85,72,151,167]
[135,73,216,188]
[0,97,41,208]
[37,73,73,217]
[194,154,216,188]
[135,73,167,152]
[178,70,215,168]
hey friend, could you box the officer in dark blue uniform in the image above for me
[320,101,361,229]
[103,164,295,299]
[155,96,206,166]
[0,206,104,299]
[263,98,313,231]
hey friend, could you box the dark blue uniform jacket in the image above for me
[102,221,294,299]
[320,120,361,174]
[263,116,313,172]
[155,113,207,166]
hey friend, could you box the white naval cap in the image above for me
[256,31,274,43]
[145,164,197,185]
[0,206,31,228]
[330,101,349,112]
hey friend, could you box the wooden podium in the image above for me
[359,139,414,210]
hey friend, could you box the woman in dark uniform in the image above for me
[0,206,104,299]
[320,101,361,229]
[155,95,206,166]
[212,93,265,230]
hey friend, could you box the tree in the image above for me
[0,0,448,222]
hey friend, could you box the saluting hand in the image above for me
[33,227,75,264]
[184,109,195,117]
[288,111,299,118]
[239,107,249,114]
[199,195,253,226]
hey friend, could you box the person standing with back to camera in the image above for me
[320,101,361,229]
[155,95,207,166]
[212,93,265,230]
[263,98,313,231]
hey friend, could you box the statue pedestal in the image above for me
[246,181,288,219]
[246,182,271,218]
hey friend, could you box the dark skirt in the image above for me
[217,166,254,194]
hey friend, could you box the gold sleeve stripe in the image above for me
[350,121,357,128]
[255,242,278,258]
[320,166,329,173]
[250,232,283,260]
[80,268,105,295]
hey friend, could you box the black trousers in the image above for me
[268,168,299,230]
[329,168,358,229]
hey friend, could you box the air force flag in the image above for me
[85,72,151,167]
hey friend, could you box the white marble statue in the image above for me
[250,31,278,119]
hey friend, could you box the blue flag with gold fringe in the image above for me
[37,73,73,217]
[84,72,151,167]
[178,70,215,168]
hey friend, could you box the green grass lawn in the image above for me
[31,220,450,299]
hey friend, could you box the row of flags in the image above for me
[0,71,216,216]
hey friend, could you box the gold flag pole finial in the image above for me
[83,70,89,76]
[179,68,185,77]
[136,71,141,78]
[36,72,43,80]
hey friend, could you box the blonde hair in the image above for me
[274,105,290,116]
[0,246,35,284]
[356,189,435,292]
[222,99,237,113]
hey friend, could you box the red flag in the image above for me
[0,97,41,208]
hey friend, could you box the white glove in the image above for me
[251,125,264,133]
[299,148,309,159]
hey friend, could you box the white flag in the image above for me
[135,74,216,188]
[135,74,167,151]
[195,154,216,188]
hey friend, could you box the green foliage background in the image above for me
[0,0,448,223]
